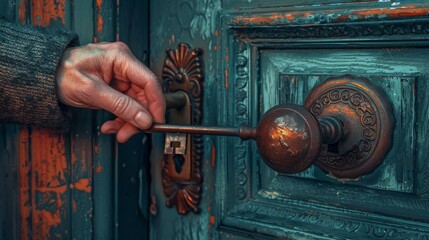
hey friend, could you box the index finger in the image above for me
[111,48,166,123]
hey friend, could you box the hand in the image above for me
[56,42,165,143]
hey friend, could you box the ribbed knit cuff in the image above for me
[0,19,79,129]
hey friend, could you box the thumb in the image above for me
[95,83,153,129]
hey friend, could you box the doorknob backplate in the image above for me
[162,43,204,215]
[304,75,395,179]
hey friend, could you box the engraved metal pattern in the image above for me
[162,43,204,215]
[310,88,377,170]
[304,75,394,178]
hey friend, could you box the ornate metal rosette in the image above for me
[162,43,204,214]
[304,75,394,179]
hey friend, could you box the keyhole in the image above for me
[173,155,185,173]
[170,141,185,173]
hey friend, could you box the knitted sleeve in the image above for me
[0,19,79,129]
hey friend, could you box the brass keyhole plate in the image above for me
[304,75,395,179]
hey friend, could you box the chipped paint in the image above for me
[18,0,27,24]
[211,143,216,167]
[209,215,216,226]
[96,163,103,173]
[232,5,429,26]
[31,0,66,26]
[31,130,69,239]
[96,0,103,33]
[73,178,92,193]
[94,144,101,153]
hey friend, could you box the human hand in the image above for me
[56,42,165,143]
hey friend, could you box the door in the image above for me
[149,1,429,239]
[0,1,150,239]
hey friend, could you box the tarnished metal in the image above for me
[305,75,395,179]
[157,75,394,179]
[161,43,204,215]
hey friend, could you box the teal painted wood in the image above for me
[70,1,95,238]
[92,1,116,238]
[149,1,429,240]
[0,1,151,239]
[0,124,19,240]
[0,3,18,240]
[149,0,221,239]
[117,0,150,239]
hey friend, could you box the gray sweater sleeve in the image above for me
[0,19,79,129]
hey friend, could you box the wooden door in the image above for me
[149,1,429,239]
[0,1,150,239]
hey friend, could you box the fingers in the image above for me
[101,118,140,143]
[105,43,166,123]
[94,82,153,130]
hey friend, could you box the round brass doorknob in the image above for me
[255,104,338,174]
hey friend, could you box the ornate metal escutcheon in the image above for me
[159,43,395,214]
[161,43,204,215]
[304,75,395,179]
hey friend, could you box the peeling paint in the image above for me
[31,0,66,26]
[209,215,215,226]
[96,0,103,33]
[211,143,216,167]
[96,163,103,174]
[31,130,69,239]
[73,178,92,193]
[232,5,429,26]
[18,0,27,24]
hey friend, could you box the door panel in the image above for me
[261,48,419,193]
[150,1,429,239]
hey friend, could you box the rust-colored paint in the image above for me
[94,144,101,154]
[232,5,429,26]
[336,7,429,22]
[31,0,66,26]
[72,199,77,213]
[31,130,69,239]
[96,0,104,33]
[209,215,216,226]
[96,163,103,173]
[73,178,92,193]
[224,68,229,89]
[18,128,31,240]
[211,143,216,167]
[18,0,27,24]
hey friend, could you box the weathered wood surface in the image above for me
[149,1,429,239]
[0,0,150,239]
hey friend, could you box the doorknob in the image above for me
[151,104,343,174]
[158,43,395,214]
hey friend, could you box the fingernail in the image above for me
[134,111,152,129]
